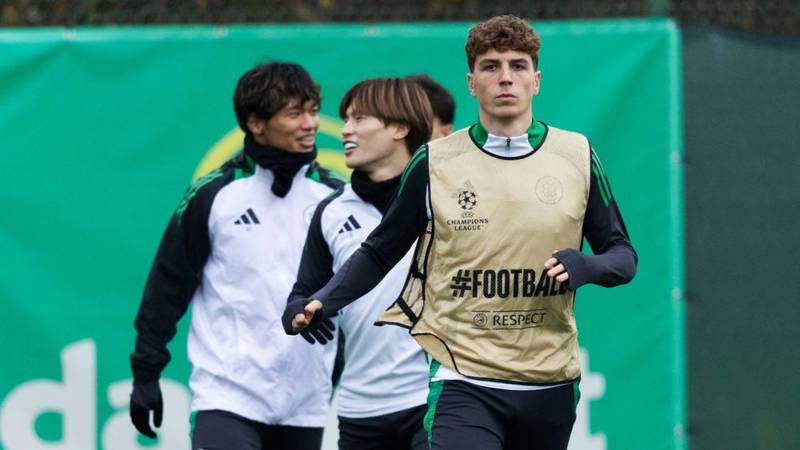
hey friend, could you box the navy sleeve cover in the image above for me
[310,147,430,314]
[554,146,638,289]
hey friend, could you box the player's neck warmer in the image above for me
[350,170,400,214]
[379,123,592,384]
[244,134,317,198]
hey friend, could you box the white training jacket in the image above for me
[289,182,429,419]
[132,153,343,427]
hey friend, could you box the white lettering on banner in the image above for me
[0,340,607,450]
[0,339,191,450]
[568,349,607,450]
[0,340,96,450]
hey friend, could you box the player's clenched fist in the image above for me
[544,251,571,283]
[282,299,335,345]
[293,299,322,330]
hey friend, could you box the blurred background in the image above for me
[1,0,799,33]
[0,1,798,450]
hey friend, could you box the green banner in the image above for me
[0,19,684,450]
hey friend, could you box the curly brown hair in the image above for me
[465,15,541,71]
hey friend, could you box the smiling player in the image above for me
[286,77,434,450]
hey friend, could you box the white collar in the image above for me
[483,132,533,158]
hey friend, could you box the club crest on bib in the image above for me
[535,176,564,205]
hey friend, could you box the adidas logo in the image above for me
[338,215,362,234]
[234,208,260,225]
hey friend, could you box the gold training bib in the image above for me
[380,124,591,384]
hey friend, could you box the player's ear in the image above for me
[246,114,267,136]
[467,72,476,96]
[390,123,410,141]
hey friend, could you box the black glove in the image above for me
[129,379,163,439]
[282,299,308,335]
[282,298,336,344]
[300,315,336,345]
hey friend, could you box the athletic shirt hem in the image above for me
[432,365,570,391]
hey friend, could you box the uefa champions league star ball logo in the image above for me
[449,180,487,227]
[458,190,477,210]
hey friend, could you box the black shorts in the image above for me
[425,380,578,450]
[192,409,323,450]
[338,404,428,450]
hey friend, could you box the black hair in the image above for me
[406,74,455,125]
[233,61,321,132]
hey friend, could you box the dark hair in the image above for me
[465,15,541,71]
[339,77,433,154]
[406,74,455,125]
[233,61,321,132]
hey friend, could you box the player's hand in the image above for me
[292,299,322,331]
[282,299,336,344]
[129,379,163,439]
[300,315,336,345]
[295,300,335,344]
[544,251,570,283]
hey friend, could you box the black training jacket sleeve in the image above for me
[130,171,226,382]
[311,147,430,314]
[554,147,638,289]
[286,190,340,307]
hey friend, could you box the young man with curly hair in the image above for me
[285,16,637,450]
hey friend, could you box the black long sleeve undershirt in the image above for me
[554,147,638,289]
[311,146,637,316]
[309,150,429,314]
[286,171,404,307]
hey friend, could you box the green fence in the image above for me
[0,19,684,450]
[683,26,800,450]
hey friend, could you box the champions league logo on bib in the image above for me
[446,180,489,231]
[458,190,477,211]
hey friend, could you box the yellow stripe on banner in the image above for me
[317,150,352,179]
[318,115,343,139]
[193,128,244,180]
